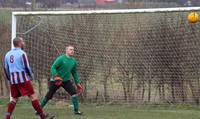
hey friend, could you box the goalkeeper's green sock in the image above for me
[72,95,79,112]
[40,97,48,108]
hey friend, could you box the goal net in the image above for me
[12,7,200,104]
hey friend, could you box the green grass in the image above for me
[1,101,200,119]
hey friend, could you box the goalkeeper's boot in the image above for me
[74,111,83,115]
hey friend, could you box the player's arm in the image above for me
[3,55,10,81]
[71,61,80,85]
[22,53,33,79]
[71,61,83,94]
[50,55,63,79]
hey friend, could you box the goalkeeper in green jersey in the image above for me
[40,46,83,115]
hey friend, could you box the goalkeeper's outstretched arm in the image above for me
[71,60,80,85]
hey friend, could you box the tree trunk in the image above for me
[188,81,199,104]
[0,76,3,96]
[171,79,175,103]
[142,80,145,101]
[181,79,185,102]
[32,0,36,10]
[122,82,127,101]
[161,82,165,101]
[148,79,151,102]
[83,80,87,99]
[37,79,42,96]
[197,77,200,105]
[103,77,108,102]
[4,77,9,96]
[158,81,161,101]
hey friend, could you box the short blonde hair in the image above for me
[66,45,74,51]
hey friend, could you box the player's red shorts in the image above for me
[10,81,35,98]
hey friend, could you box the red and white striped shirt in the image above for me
[3,48,33,84]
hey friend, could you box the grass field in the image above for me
[1,100,200,119]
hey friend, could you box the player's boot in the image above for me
[45,114,55,119]
[38,113,55,119]
[74,111,83,115]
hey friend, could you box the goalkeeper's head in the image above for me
[66,45,74,57]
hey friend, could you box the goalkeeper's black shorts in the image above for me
[46,80,77,99]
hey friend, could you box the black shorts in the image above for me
[45,80,77,99]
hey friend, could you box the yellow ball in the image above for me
[187,12,199,23]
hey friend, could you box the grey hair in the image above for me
[13,37,23,47]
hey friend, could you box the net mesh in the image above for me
[16,11,200,104]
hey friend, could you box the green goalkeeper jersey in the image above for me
[50,54,80,84]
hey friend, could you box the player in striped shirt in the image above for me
[3,37,52,119]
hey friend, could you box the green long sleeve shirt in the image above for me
[50,54,80,84]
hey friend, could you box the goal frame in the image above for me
[12,7,200,48]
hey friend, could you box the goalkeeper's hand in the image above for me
[54,75,62,86]
[76,83,83,94]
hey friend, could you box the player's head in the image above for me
[66,45,74,57]
[13,37,25,49]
